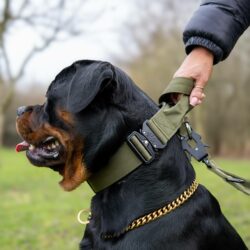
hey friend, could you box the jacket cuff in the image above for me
[185,36,223,64]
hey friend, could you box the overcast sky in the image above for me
[5,0,198,89]
[6,0,138,88]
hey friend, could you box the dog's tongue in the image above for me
[16,141,30,152]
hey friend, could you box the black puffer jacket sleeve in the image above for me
[183,0,250,64]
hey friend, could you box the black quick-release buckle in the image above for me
[141,120,166,149]
[127,121,166,164]
[127,131,155,164]
[180,122,209,162]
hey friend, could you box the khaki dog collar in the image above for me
[87,78,194,193]
[87,77,250,195]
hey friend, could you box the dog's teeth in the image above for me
[55,141,59,146]
[29,145,35,150]
[53,152,59,158]
[47,145,51,150]
[43,136,55,144]
[51,144,56,149]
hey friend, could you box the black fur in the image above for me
[47,60,248,249]
[53,62,246,250]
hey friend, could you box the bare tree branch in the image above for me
[15,26,61,81]
[0,0,89,83]
[0,0,104,145]
[0,0,11,41]
[16,0,30,16]
[3,0,11,20]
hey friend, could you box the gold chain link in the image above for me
[103,179,199,239]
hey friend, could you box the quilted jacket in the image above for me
[183,0,250,64]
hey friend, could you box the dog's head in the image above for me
[16,60,157,191]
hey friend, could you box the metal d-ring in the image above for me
[184,122,192,139]
[77,209,91,225]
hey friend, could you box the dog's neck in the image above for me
[81,84,158,173]
[81,81,195,235]
[90,134,195,236]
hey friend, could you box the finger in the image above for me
[194,86,204,91]
[190,87,204,106]
[190,87,204,99]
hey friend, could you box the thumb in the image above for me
[190,81,206,106]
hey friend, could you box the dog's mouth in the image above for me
[16,136,65,174]
[16,107,88,191]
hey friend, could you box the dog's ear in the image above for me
[67,61,115,113]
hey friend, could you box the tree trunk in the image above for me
[0,86,15,147]
[0,108,4,146]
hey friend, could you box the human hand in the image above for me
[174,47,214,106]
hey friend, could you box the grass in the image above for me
[194,158,250,247]
[0,148,93,250]
[0,147,249,249]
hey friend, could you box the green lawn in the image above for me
[0,147,249,249]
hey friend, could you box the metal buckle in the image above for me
[127,120,167,164]
[181,122,209,162]
[141,120,166,149]
[127,131,155,164]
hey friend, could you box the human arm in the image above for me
[175,0,250,106]
[174,47,213,106]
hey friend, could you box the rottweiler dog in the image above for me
[16,60,247,250]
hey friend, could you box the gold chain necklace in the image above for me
[102,179,199,240]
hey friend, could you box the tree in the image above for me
[0,0,90,146]
[119,0,250,156]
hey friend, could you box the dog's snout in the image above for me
[17,106,32,117]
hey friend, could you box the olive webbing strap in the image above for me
[203,159,250,195]
[87,77,194,193]
[87,143,142,193]
[88,77,250,195]
[156,78,250,196]
[180,122,250,196]
[147,78,194,144]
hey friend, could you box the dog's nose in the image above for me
[17,106,31,117]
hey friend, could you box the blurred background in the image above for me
[0,0,249,249]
